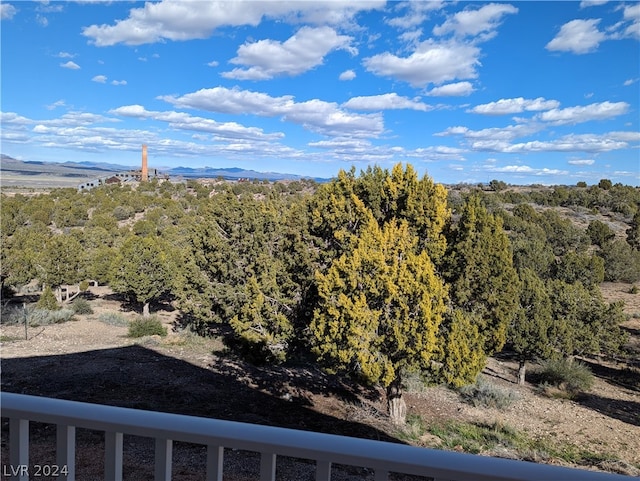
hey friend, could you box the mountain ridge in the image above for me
[0,155,330,182]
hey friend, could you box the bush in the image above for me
[28,308,75,326]
[1,304,25,325]
[71,298,93,315]
[113,205,133,221]
[36,287,59,311]
[459,376,519,410]
[128,316,167,338]
[97,311,130,327]
[534,358,594,397]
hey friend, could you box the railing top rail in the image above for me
[0,392,629,481]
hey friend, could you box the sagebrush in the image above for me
[128,316,167,338]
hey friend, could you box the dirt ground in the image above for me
[1,284,639,479]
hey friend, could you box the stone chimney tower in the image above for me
[141,144,148,182]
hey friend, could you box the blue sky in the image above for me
[1,1,639,185]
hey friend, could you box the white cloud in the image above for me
[546,19,606,54]
[398,29,423,46]
[568,159,596,165]
[57,51,76,58]
[60,61,80,70]
[426,81,475,97]
[222,26,354,80]
[363,39,480,87]
[622,4,640,40]
[580,0,608,8]
[436,123,542,142]
[470,97,560,115]
[386,1,443,29]
[92,75,107,83]
[3,109,302,160]
[471,133,632,153]
[343,93,431,111]
[433,3,518,39]
[1,4,17,20]
[537,101,628,125]
[624,78,639,86]
[207,60,219,67]
[109,105,284,141]
[36,14,48,27]
[308,137,465,163]
[45,100,66,111]
[339,69,356,81]
[159,86,383,138]
[82,1,383,46]
[487,164,568,176]
[111,80,127,86]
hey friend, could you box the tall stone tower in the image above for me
[141,144,148,182]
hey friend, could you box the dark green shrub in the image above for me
[113,205,133,221]
[36,286,59,311]
[535,358,594,397]
[71,298,93,315]
[128,316,167,338]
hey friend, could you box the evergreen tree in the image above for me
[436,309,486,387]
[445,195,520,354]
[508,268,554,384]
[37,235,85,302]
[587,220,615,248]
[110,236,173,316]
[627,210,640,251]
[547,280,627,359]
[311,215,447,424]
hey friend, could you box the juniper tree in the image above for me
[627,210,640,250]
[508,268,554,384]
[110,235,173,316]
[37,235,85,302]
[311,215,447,424]
[436,309,486,387]
[445,194,520,355]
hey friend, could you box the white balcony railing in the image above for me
[1,392,630,481]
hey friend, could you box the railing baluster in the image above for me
[260,452,276,481]
[104,431,123,481]
[1,393,632,481]
[9,418,28,481]
[316,460,332,481]
[154,438,173,481]
[206,445,224,481]
[374,469,389,481]
[56,424,75,481]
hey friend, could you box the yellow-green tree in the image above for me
[436,309,486,387]
[311,214,447,424]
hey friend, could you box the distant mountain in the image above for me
[1,156,330,183]
[166,165,319,181]
[60,160,134,171]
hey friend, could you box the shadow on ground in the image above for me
[0,344,396,441]
[1,345,404,480]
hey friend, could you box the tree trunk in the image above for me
[517,359,526,385]
[143,302,150,317]
[387,381,406,425]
